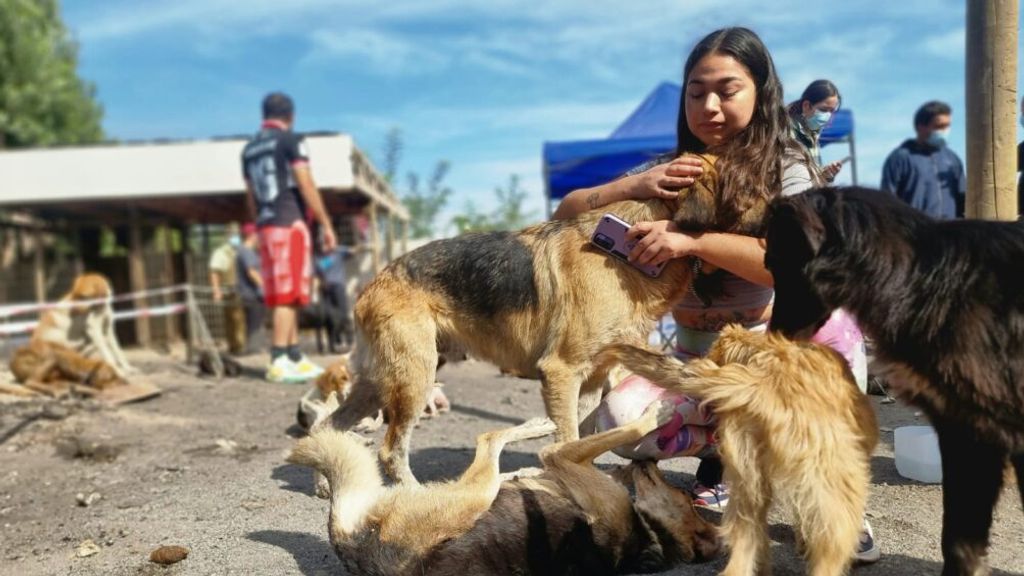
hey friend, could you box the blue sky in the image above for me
[63,1,1021,235]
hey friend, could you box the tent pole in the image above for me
[848,133,858,186]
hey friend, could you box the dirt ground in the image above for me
[1,344,1022,576]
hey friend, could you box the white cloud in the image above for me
[305,29,449,75]
[921,28,966,60]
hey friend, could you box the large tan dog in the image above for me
[326,154,772,483]
[601,325,878,576]
[289,404,720,575]
[10,339,125,397]
[32,273,134,377]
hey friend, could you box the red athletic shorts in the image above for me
[258,221,312,307]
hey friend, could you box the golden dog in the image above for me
[289,404,720,575]
[601,325,878,576]
[32,273,134,377]
[10,339,125,397]
[325,153,773,483]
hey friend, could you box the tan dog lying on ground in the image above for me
[601,325,878,576]
[31,273,134,378]
[289,404,720,575]
[9,339,125,397]
[324,154,774,484]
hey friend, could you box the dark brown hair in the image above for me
[786,79,842,118]
[675,27,812,229]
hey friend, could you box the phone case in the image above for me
[590,214,667,278]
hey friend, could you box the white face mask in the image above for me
[806,109,832,131]
[927,128,950,147]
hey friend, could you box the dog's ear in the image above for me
[767,192,827,258]
[669,154,718,231]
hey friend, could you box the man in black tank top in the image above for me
[241,92,336,383]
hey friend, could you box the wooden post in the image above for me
[385,213,396,263]
[32,228,45,302]
[368,201,381,273]
[181,225,195,364]
[128,210,151,346]
[71,226,85,276]
[965,0,1018,219]
[161,226,180,342]
[401,218,409,256]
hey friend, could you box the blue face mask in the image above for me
[806,109,832,131]
[228,235,241,247]
[926,128,950,148]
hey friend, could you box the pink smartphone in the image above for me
[590,213,667,278]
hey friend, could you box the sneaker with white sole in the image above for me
[291,355,325,379]
[266,355,308,384]
[691,481,729,510]
[855,518,881,563]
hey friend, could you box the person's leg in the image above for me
[271,305,294,357]
[242,300,261,354]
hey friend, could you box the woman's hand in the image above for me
[626,220,698,266]
[822,160,843,182]
[631,156,704,200]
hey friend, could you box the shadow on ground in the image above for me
[247,530,342,576]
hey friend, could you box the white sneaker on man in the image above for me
[291,355,325,379]
[266,355,308,384]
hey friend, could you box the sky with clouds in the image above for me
[62,1,1022,235]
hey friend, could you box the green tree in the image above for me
[450,174,539,234]
[381,127,402,184]
[489,174,537,231]
[450,201,495,234]
[378,127,453,239]
[404,160,453,239]
[0,0,103,148]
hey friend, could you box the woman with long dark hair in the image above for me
[553,26,879,564]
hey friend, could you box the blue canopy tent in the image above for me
[542,82,857,215]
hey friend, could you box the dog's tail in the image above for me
[598,344,763,415]
[288,429,383,542]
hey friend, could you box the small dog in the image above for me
[289,403,720,575]
[9,339,125,397]
[298,354,451,432]
[327,154,777,483]
[601,325,878,576]
[764,186,1024,575]
[32,273,135,378]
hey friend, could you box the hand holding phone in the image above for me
[590,214,667,278]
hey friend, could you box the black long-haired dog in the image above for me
[764,186,1024,576]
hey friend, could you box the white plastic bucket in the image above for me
[894,425,943,484]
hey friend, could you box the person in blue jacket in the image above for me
[880,100,966,219]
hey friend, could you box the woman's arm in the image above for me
[626,221,773,286]
[551,157,704,220]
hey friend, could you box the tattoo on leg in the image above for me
[585,192,600,210]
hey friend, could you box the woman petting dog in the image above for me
[553,27,880,565]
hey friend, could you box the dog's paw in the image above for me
[353,412,384,433]
[422,385,451,418]
[314,472,331,499]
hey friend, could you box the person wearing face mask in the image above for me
[787,79,844,182]
[881,100,966,219]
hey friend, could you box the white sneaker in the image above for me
[291,355,325,379]
[855,518,881,563]
[266,356,307,384]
